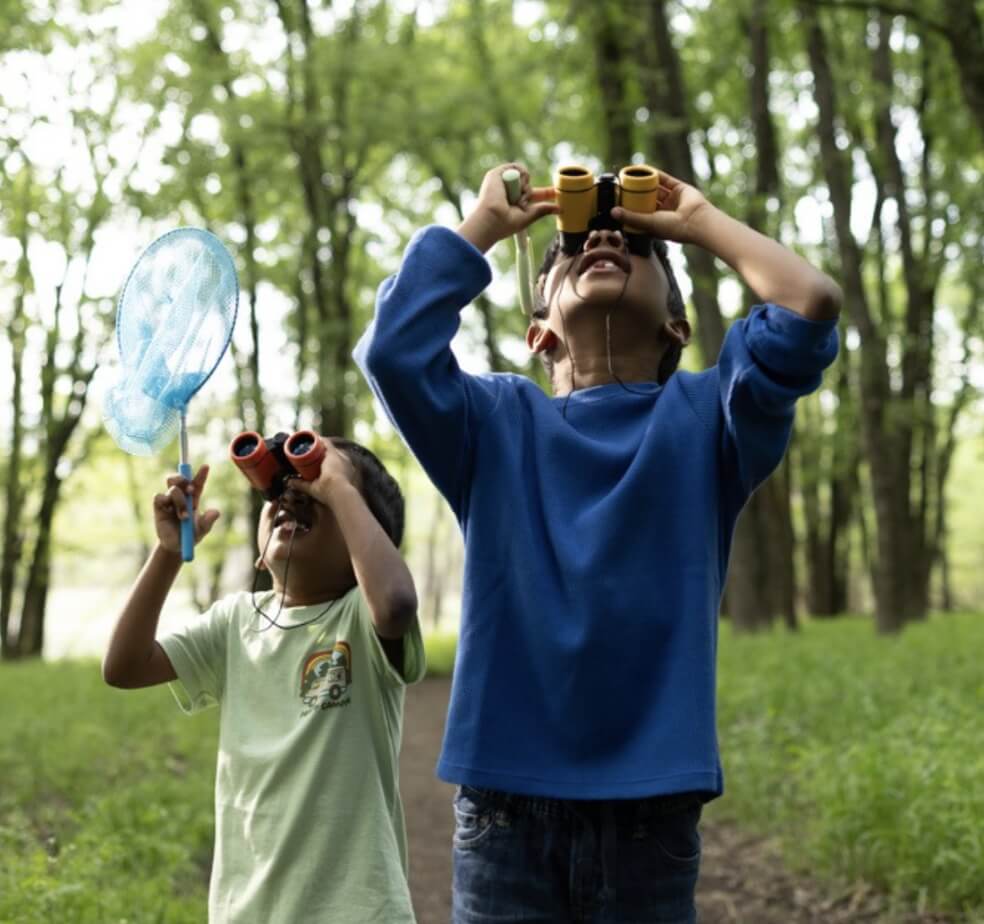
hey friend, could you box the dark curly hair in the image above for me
[532,235,687,385]
[329,438,405,548]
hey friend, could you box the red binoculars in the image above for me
[229,430,325,500]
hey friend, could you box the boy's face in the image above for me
[255,459,357,586]
[536,229,673,335]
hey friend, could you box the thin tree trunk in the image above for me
[0,179,30,660]
[640,0,726,365]
[802,1,910,632]
[590,1,635,167]
[804,0,984,140]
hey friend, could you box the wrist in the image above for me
[455,213,499,254]
[685,202,726,250]
[316,477,360,508]
[153,542,183,569]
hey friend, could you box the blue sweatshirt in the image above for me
[355,226,838,800]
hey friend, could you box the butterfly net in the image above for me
[103,228,239,455]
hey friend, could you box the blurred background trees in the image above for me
[1,0,981,658]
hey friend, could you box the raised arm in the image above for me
[614,172,842,321]
[291,440,417,641]
[102,466,220,688]
[354,164,556,511]
[616,171,840,499]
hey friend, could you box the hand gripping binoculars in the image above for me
[229,430,325,500]
[553,164,661,256]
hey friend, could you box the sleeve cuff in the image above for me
[743,303,839,379]
[409,224,493,295]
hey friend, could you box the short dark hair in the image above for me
[532,235,687,385]
[329,438,405,547]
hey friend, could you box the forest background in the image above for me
[1,0,983,919]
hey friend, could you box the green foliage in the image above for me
[0,662,216,923]
[715,613,984,917]
[0,633,453,921]
[423,630,458,678]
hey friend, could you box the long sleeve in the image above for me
[717,302,839,500]
[354,225,503,514]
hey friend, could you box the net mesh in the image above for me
[103,228,239,455]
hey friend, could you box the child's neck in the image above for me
[550,343,666,397]
[269,571,356,609]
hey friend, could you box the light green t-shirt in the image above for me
[159,585,425,924]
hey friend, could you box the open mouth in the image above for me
[273,504,314,537]
[577,248,630,277]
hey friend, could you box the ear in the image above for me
[663,317,692,347]
[526,321,558,355]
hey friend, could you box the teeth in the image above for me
[583,257,622,274]
[278,521,310,534]
[275,511,310,532]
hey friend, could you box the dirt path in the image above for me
[400,678,956,924]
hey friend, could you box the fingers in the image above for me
[167,484,193,519]
[529,186,556,203]
[195,509,221,540]
[518,200,560,229]
[163,468,206,516]
[192,464,210,492]
[153,492,177,518]
[610,206,657,233]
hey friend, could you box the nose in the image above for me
[280,486,312,509]
[584,228,626,252]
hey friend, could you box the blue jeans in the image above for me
[451,786,703,924]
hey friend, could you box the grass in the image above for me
[713,612,984,920]
[0,633,455,923]
[0,664,217,924]
[2,618,982,921]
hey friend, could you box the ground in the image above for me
[400,678,957,924]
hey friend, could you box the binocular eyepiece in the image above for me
[230,429,325,500]
[554,164,661,256]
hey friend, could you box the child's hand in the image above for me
[287,439,358,506]
[456,164,557,254]
[153,465,221,556]
[611,171,712,246]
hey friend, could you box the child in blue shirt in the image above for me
[356,164,840,923]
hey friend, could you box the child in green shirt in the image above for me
[103,435,424,923]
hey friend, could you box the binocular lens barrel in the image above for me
[288,436,314,456]
[231,434,260,458]
[229,430,281,495]
[285,429,325,481]
[554,165,597,239]
[618,165,660,214]
[553,163,661,254]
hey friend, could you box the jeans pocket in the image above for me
[452,786,497,850]
[641,804,702,866]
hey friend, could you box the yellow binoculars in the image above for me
[554,164,661,255]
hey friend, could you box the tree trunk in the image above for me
[802,1,911,632]
[590,1,635,167]
[17,467,61,657]
[640,0,726,366]
[736,2,798,630]
[0,184,30,660]
[940,0,984,140]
